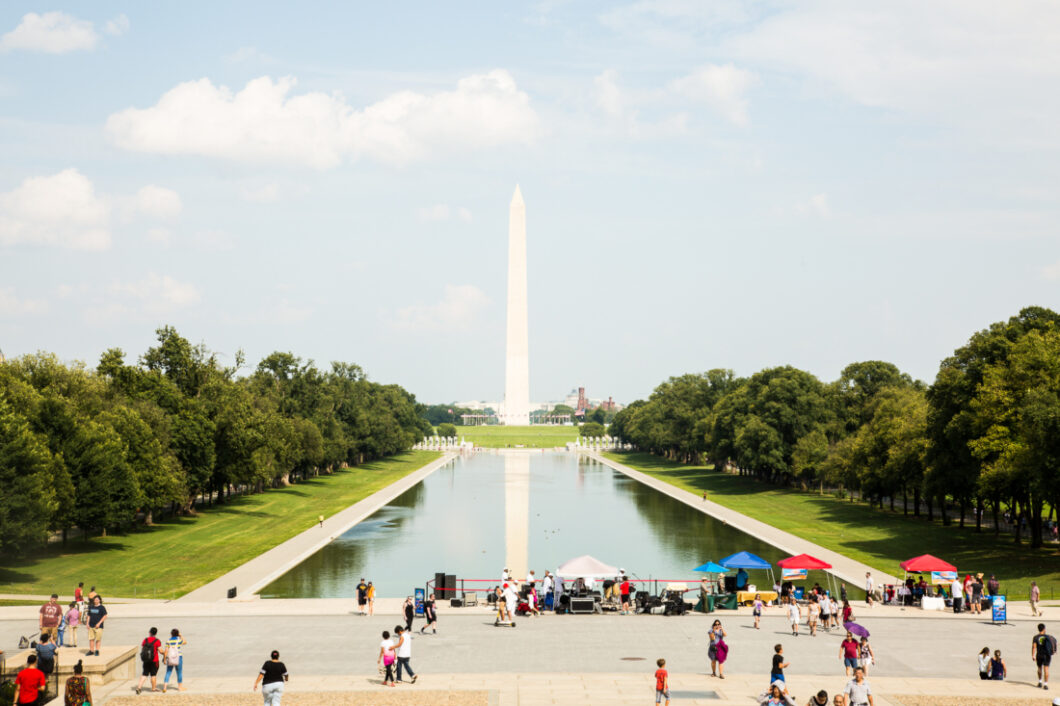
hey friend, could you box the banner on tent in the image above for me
[931,571,957,584]
[781,568,808,580]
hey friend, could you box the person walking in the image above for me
[63,660,92,706]
[39,594,62,643]
[753,594,765,630]
[403,596,415,632]
[14,654,47,706]
[843,666,874,706]
[807,690,829,706]
[253,650,288,705]
[378,630,396,687]
[708,619,728,678]
[858,637,875,674]
[770,644,789,684]
[392,625,418,684]
[1032,622,1056,690]
[356,579,368,615]
[864,573,874,607]
[989,649,1007,680]
[840,631,860,676]
[978,647,991,680]
[64,602,80,648]
[86,595,107,656]
[819,594,832,631]
[367,581,376,616]
[808,597,819,637]
[970,575,983,615]
[787,598,801,637]
[136,627,162,694]
[162,628,187,692]
[654,658,670,706]
[74,582,84,614]
[421,597,438,634]
[841,600,853,624]
[543,571,554,610]
[620,575,632,615]
[1032,581,1042,617]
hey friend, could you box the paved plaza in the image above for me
[2,600,1055,704]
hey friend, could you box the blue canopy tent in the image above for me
[693,561,729,574]
[719,551,775,587]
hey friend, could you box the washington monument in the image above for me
[503,185,530,425]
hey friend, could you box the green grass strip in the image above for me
[604,451,1060,601]
[0,451,440,600]
[456,425,578,448]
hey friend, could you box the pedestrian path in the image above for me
[178,452,457,602]
[88,671,1049,705]
[590,452,900,589]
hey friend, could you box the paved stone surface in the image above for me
[590,451,901,588]
[179,452,455,602]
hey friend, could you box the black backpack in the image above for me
[141,639,154,662]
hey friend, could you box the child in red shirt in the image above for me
[654,658,670,706]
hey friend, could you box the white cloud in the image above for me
[797,193,830,218]
[1041,261,1060,281]
[136,185,182,218]
[109,273,200,308]
[273,299,314,324]
[594,69,624,118]
[106,71,540,168]
[418,204,473,223]
[240,183,280,203]
[0,12,98,53]
[103,14,130,37]
[0,169,110,250]
[0,287,48,316]
[392,284,489,331]
[668,64,756,127]
[146,228,172,245]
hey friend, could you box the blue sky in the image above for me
[1,2,1058,405]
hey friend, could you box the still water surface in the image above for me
[262,452,833,598]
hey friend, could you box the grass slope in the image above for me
[0,451,440,599]
[457,425,577,448]
[605,451,1060,600]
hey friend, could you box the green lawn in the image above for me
[0,451,440,600]
[457,425,578,448]
[605,451,1060,601]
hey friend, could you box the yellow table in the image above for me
[737,590,778,605]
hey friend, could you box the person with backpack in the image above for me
[162,628,187,693]
[136,627,163,694]
[14,654,46,706]
[1032,622,1056,690]
[34,632,58,678]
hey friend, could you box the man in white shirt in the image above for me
[865,573,875,607]
[542,571,554,609]
[527,570,536,589]
[503,583,519,617]
[392,626,417,684]
[950,578,964,612]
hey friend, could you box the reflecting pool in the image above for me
[261,451,837,598]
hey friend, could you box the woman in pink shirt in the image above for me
[65,602,81,648]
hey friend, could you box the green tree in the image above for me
[436,423,457,438]
[579,422,606,438]
[0,399,58,552]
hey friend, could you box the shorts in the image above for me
[753,608,761,616]
[1037,654,1052,667]
[89,627,104,641]
[844,657,859,669]
[358,598,367,606]
[142,660,159,676]
[655,688,670,703]
[40,626,58,639]
[621,593,630,602]
[770,673,785,683]
[821,614,831,621]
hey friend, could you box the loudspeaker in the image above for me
[227,587,237,599]
[435,573,446,599]
[450,598,463,608]
[445,574,456,596]
[570,597,595,614]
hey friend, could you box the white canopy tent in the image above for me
[556,555,619,578]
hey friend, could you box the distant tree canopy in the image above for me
[436,423,457,438]
[0,326,432,553]
[611,308,1060,548]
[421,404,477,426]
[579,422,606,438]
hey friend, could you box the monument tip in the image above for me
[511,184,524,205]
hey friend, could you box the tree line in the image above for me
[609,307,1060,548]
[0,326,432,553]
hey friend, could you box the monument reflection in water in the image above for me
[261,452,831,598]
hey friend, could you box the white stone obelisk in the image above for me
[504,185,530,426]
[504,451,530,580]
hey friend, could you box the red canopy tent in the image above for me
[899,554,956,573]
[777,554,833,570]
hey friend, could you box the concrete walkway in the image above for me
[86,671,1050,705]
[590,451,900,589]
[178,452,457,602]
